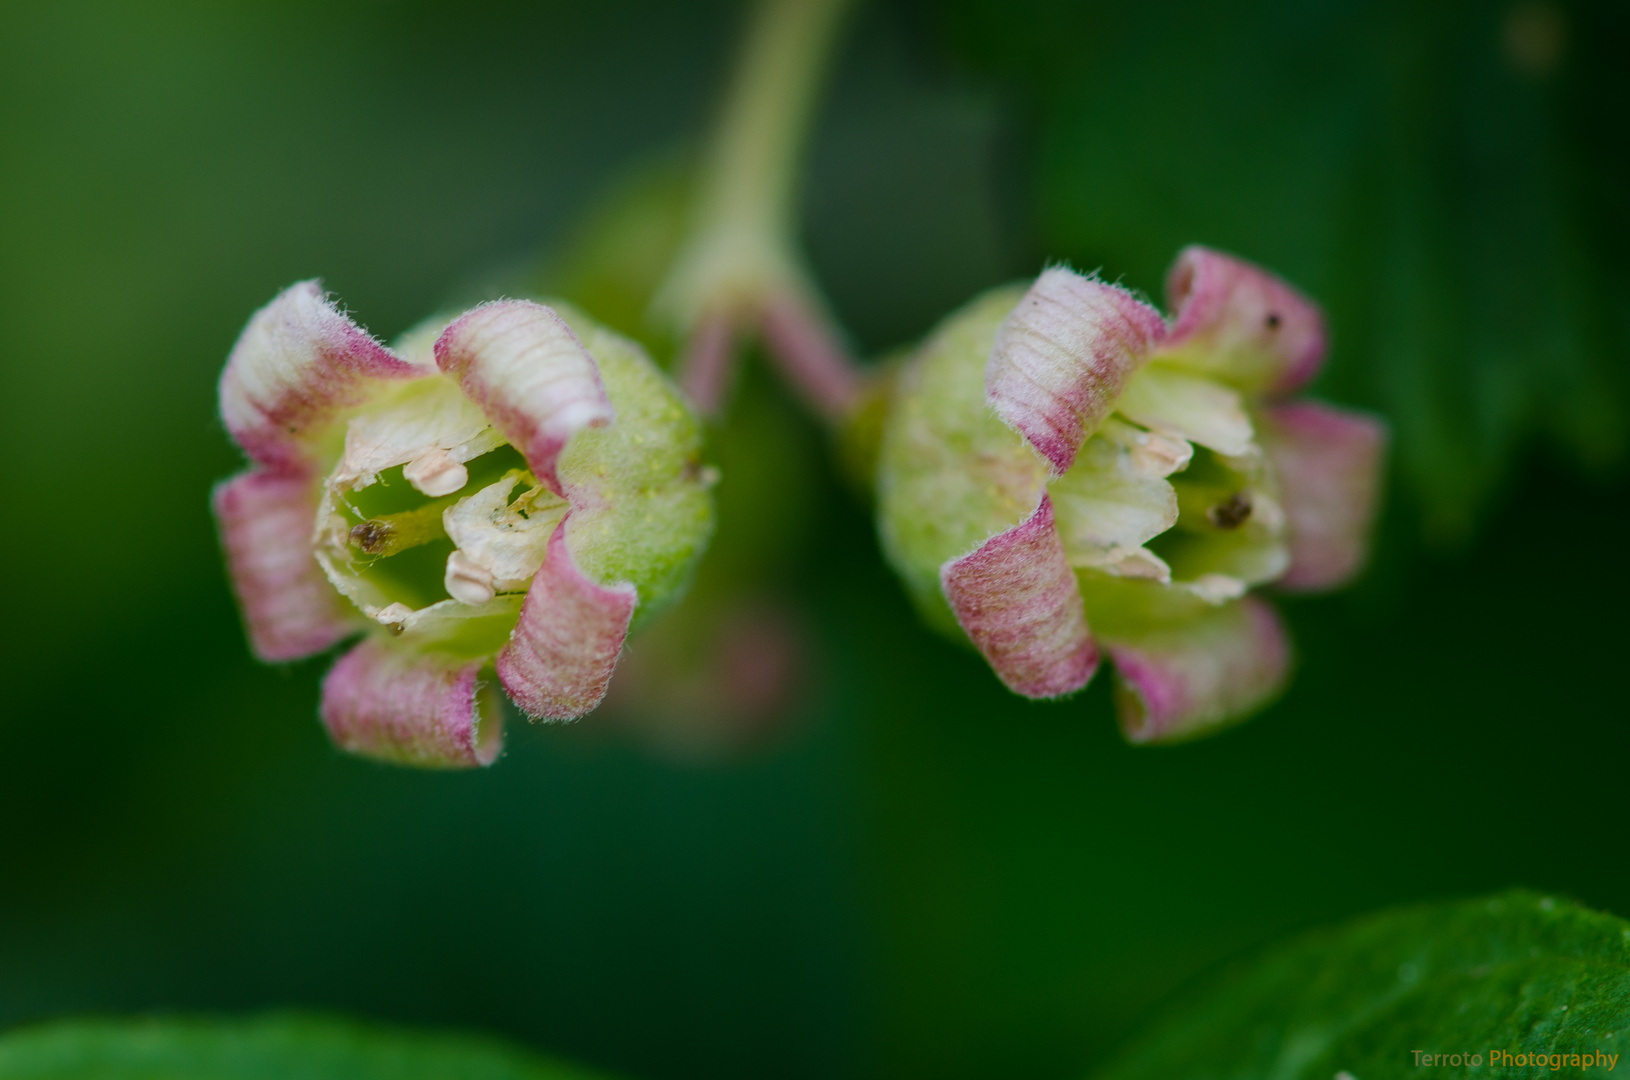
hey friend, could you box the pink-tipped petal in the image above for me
[940,494,1098,699]
[212,470,358,662]
[987,268,1166,474]
[320,637,503,768]
[1260,400,1388,591]
[219,281,423,474]
[1108,596,1291,744]
[1161,246,1327,394]
[496,521,637,721]
[434,300,615,495]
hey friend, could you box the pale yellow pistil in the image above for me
[347,500,452,558]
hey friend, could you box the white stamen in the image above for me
[445,549,496,606]
[375,602,415,626]
[1102,547,1171,582]
[403,446,468,497]
[1129,431,1193,477]
[1186,573,1247,605]
[1100,417,1193,477]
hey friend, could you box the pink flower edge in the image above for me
[434,300,615,496]
[321,638,502,768]
[986,268,1167,475]
[1107,596,1291,745]
[496,521,638,721]
[1162,246,1327,395]
[1261,400,1388,592]
[212,469,358,662]
[940,494,1099,699]
[218,281,424,475]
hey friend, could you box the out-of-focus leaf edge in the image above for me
[0,1011,618,1080]
[1093,889,1630,1080]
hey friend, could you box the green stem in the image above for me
[655,0,861,419]
[697,0,854,257]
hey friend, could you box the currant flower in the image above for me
[213,283,714,767]
[877,247,1386,743]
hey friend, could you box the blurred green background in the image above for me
[1,1,1626,1078]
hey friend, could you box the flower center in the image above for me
[314,441,572,630]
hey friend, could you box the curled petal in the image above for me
[434,300,615,495]
[1107,596,1291,744]
[219,281,424,473]
[873,286,1049,636]
[496,521,637,721]
[321,637,503,768]
[1159,246,1327,395]
[940,494,1098,699]
[1260,400,1388,591]
[987,268,1166,474]
[212,470,358,662]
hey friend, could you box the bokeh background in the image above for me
[2,1,1627,1078]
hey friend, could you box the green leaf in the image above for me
[0,1013,614,1080]
[1093,890,1630,1080]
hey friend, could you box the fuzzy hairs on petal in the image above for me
[496,521,637,721]
[321,638,503,768]
[434,300,616,496]
[1159,246,1327,395]
[1107,596,1291,745]
[1260,400,1388,591]
[212,470,358,662]
[219,281,424,474]
[940,494,1099,699]
[986,268,1166,475]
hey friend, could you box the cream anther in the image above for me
[1187,573,1247,604]
[374,602,415,626]
[1099,417,1192,477]
[403,447,468,497]
[1129,431,1193,477]
[1104,547,1171,582]
[445,549,496,606]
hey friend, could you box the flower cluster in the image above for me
[876,246,1386,742]
[213,284,713,767]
